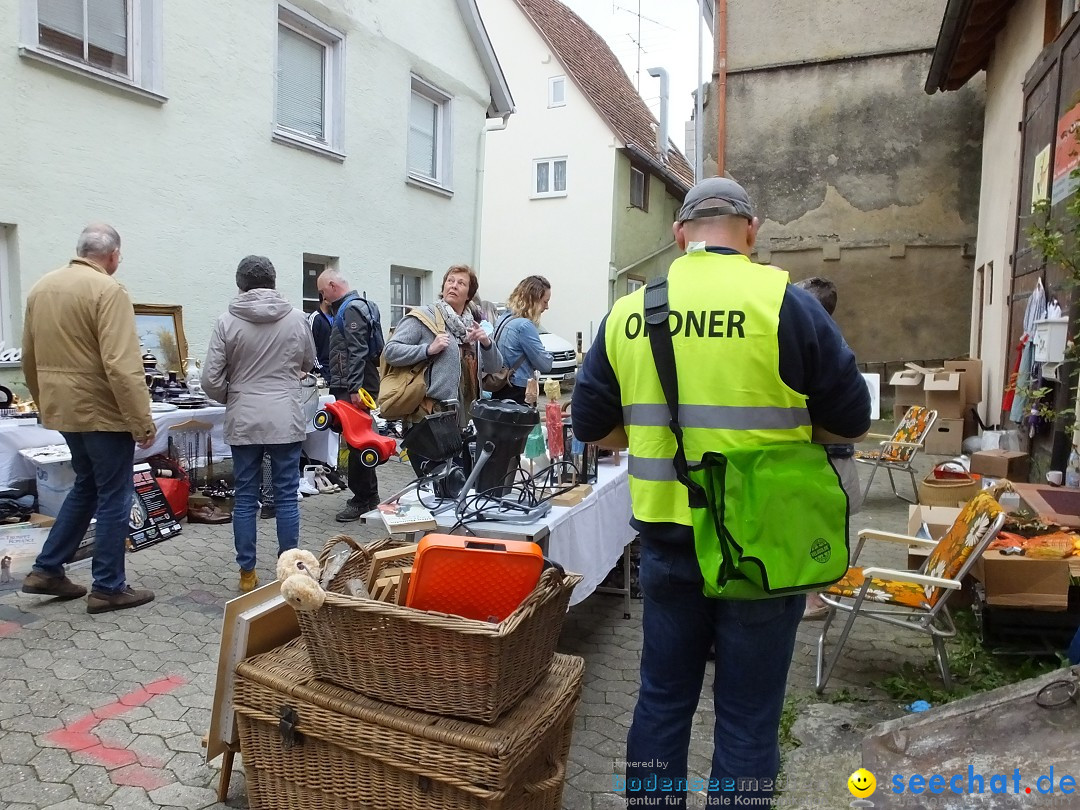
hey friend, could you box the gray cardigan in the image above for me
[382,305,503,405]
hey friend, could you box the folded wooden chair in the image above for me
[854,404,938,503]
[815,491,1005,693]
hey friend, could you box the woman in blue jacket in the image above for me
[493,276,554,404]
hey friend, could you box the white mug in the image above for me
[1047,471,1064,486]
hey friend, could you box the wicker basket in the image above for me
[235,639,583,810]
[295,535,581,723]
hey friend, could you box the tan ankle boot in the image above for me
[239,569,259,593]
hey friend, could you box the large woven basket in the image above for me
[235,639,583,810]
[295,535,581,723]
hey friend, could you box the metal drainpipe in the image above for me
[713,0,727,175]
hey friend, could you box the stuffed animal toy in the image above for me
[276,548,322,583]
[280,573,326,611]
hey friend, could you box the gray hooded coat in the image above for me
[202,289,316,446]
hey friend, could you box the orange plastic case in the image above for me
[404,535,545,622]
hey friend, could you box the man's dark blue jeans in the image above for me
[33,431,135,594]
[624,539,803,808]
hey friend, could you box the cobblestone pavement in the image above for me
[0,440,948,808]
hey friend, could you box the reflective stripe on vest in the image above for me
[605,250,811,526]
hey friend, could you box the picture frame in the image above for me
[133,304,189,377]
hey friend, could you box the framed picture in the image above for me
[134,304,188,377]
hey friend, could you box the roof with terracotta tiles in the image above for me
[514,0,694,193]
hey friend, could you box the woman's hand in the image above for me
[427,333,452,356]
[467,323,491,348]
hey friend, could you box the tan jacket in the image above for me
[23,258,154,441]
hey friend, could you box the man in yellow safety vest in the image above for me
[571,177,870,808]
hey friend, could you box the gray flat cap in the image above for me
[677,177,754,222]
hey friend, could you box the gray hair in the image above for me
[75,224,121,259]
[236,255,276,292]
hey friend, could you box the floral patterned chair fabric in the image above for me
[853,405,938,504]
[816,491,1006,694]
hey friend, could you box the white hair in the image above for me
[76,224,121,259]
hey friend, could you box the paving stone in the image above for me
[3,778,74,805]
[29,747,78,783]
[147,781,219,808]
[0,731,37,765]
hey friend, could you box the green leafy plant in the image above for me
[778,695,804,752]
[875,609,1064,706]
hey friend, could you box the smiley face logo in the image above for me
[848,769,877,798]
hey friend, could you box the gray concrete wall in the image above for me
[703,11,985,366]
[727,0,945,70]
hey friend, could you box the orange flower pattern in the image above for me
[827,491,1003,610]
[853,405,935,464]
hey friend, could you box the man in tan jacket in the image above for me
[21,223,157,614]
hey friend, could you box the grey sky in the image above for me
[562,0,713,154]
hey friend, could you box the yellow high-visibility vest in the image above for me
[605,250,812,526]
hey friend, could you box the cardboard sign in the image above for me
[128,463,182,551]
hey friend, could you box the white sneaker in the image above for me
[303,465,320,490]
[298,478,319,497]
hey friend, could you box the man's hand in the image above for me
[350,392,365,408]
[466,324,491,349]
[136,422,157,450]
[427,333,451,356]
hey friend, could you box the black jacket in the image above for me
[327,291,382,397]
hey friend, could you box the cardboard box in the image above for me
[917,473,980,507]
[889,369,925,407]
[923,418,964,455]
[923,371,965,418]
[972,551,1072,610]
[907,505,962,539]
[970,449,1030,481]
[944,358,983,404]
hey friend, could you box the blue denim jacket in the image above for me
[494,314,553,387]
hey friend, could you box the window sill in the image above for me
[272,129,346,162]
[531,192,568,200]
[406,174,454,198]
[18,46,167,104]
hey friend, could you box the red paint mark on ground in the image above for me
[0,621,18,637]
[45,674,185,789]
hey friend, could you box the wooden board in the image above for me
[206,581,299,762]
[1013,482,1080,528]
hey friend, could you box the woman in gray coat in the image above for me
[382,264,501,471]
[202,256,316,593]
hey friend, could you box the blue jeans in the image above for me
[33,431,135,594]
[625,540,803,808]
[231,443,302,571]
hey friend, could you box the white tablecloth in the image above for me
[0,395,337,487]
[376,455,634,606]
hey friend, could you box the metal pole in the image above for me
[636,0,642,91]
[695,0,704,181]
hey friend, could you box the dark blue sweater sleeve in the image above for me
[777,285,871,438]
[571,317,623,442]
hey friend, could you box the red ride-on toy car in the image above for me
[312,390,397,468]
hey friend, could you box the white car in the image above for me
[538,330,578,383]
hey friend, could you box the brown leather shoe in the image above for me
[86,586,155,614]
[187,505,232,525]
[22,571,87,599]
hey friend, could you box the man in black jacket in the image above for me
[316,270,384,522]
[308,293,333,377]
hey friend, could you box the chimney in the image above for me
[647,66,669,160]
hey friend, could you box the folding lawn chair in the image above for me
[815,491,1005,693]
[854,404,938,504]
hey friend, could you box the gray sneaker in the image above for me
[335,503,365,523]
[22,571,87,600]
[86,586,155,614]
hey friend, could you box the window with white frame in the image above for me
[548,76,566,108]
[275,3,344,157]
[302,257,331,314]
[0,226,11,348]
[626,276,645,294]
[390,267,426,327]
[20,0,164,97]
[630,166,649,211]
[408,77,452,188]
[533,158,567,198]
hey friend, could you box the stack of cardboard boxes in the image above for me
[889,359,983,455]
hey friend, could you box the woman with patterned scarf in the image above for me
[382,264,503,471]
